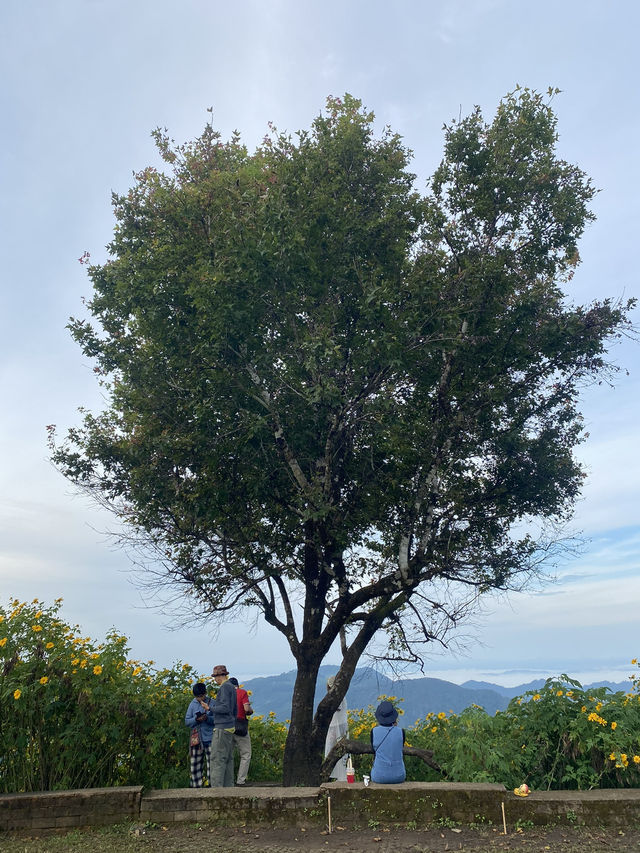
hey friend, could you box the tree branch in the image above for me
[320,737,446,783]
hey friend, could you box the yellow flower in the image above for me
[532,694,541,701]
[437,712,446,720]
[587,712,607,726]
[611,721,617,730]
[609,752,616,761]
[132,667,142,676]
[0,615,4,623]
[39,676,49,685]
[431,726,437,733]
[633,756,640,764]
[93,665,103,675]
[13,689,21,700]
[0,637,7,647]
[71,657,79,666]
[632,659,638,665]
[32,625,42,632]
[581,706,586,713]
[35,611,42,619]
[46,642,54,649]
[556,690,563,696]
[79,660,87,668]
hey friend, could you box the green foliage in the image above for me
[243,712,288,782]
[0,598,196,791]
[2,597,640,792]
[402,669,640,790]
[0,597,288,792]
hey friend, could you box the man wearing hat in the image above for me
[209,664,237,787]
[370,700,406,784]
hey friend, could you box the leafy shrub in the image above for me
[399,672,640,789]
[2,597,640,792]
[0,598,196,791]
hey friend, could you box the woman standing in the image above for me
[324,675,349,780]
[370,700,406,784]
[184,682,214,787]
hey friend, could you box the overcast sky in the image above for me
[1,0,638,688]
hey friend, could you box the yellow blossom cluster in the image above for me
[587,712,607,726]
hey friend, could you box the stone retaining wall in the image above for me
[322,781,640,830]
[140,786,320,826]
[0,786,142,833]
[2,783,640,834]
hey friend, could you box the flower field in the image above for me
[2,598,639,793]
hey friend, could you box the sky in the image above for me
[1,0,638,690]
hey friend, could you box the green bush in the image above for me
[385,672,640,790]
[2,597,640,792]
[0,597,196,791]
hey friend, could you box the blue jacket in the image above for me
[185,697,214,744]
[370,724,406,784]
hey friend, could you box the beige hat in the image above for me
[212,664,229,676]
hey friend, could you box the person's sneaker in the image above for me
[236,781,246,786]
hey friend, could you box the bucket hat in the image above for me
[375,700,398,726]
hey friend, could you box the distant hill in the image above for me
[239,667,629,723]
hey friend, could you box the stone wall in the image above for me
[322,781,640,830]
[140,786,320,826]
[2,783,640,834]
[0,786,142,833]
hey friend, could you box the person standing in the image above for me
[208,664,237,787]
[230,676,253,786]
[184,682,214,787]
[324,675,349,781]
[370,700,406,784]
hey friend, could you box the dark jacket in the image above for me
[211,678,237,729]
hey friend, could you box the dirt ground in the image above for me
[3,822,640,853]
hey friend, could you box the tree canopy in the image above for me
[51,90,634,784]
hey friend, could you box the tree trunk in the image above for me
[282,655,327,785]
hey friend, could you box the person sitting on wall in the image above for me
[370,700,406,784]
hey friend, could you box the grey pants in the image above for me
[209,728,234,787]
[233,731,252,784]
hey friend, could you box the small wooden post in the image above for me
[327,795,332,833]
[501,801,507,834]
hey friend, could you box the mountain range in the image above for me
[240,666,630,723]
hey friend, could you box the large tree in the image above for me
[52,91,632,785]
